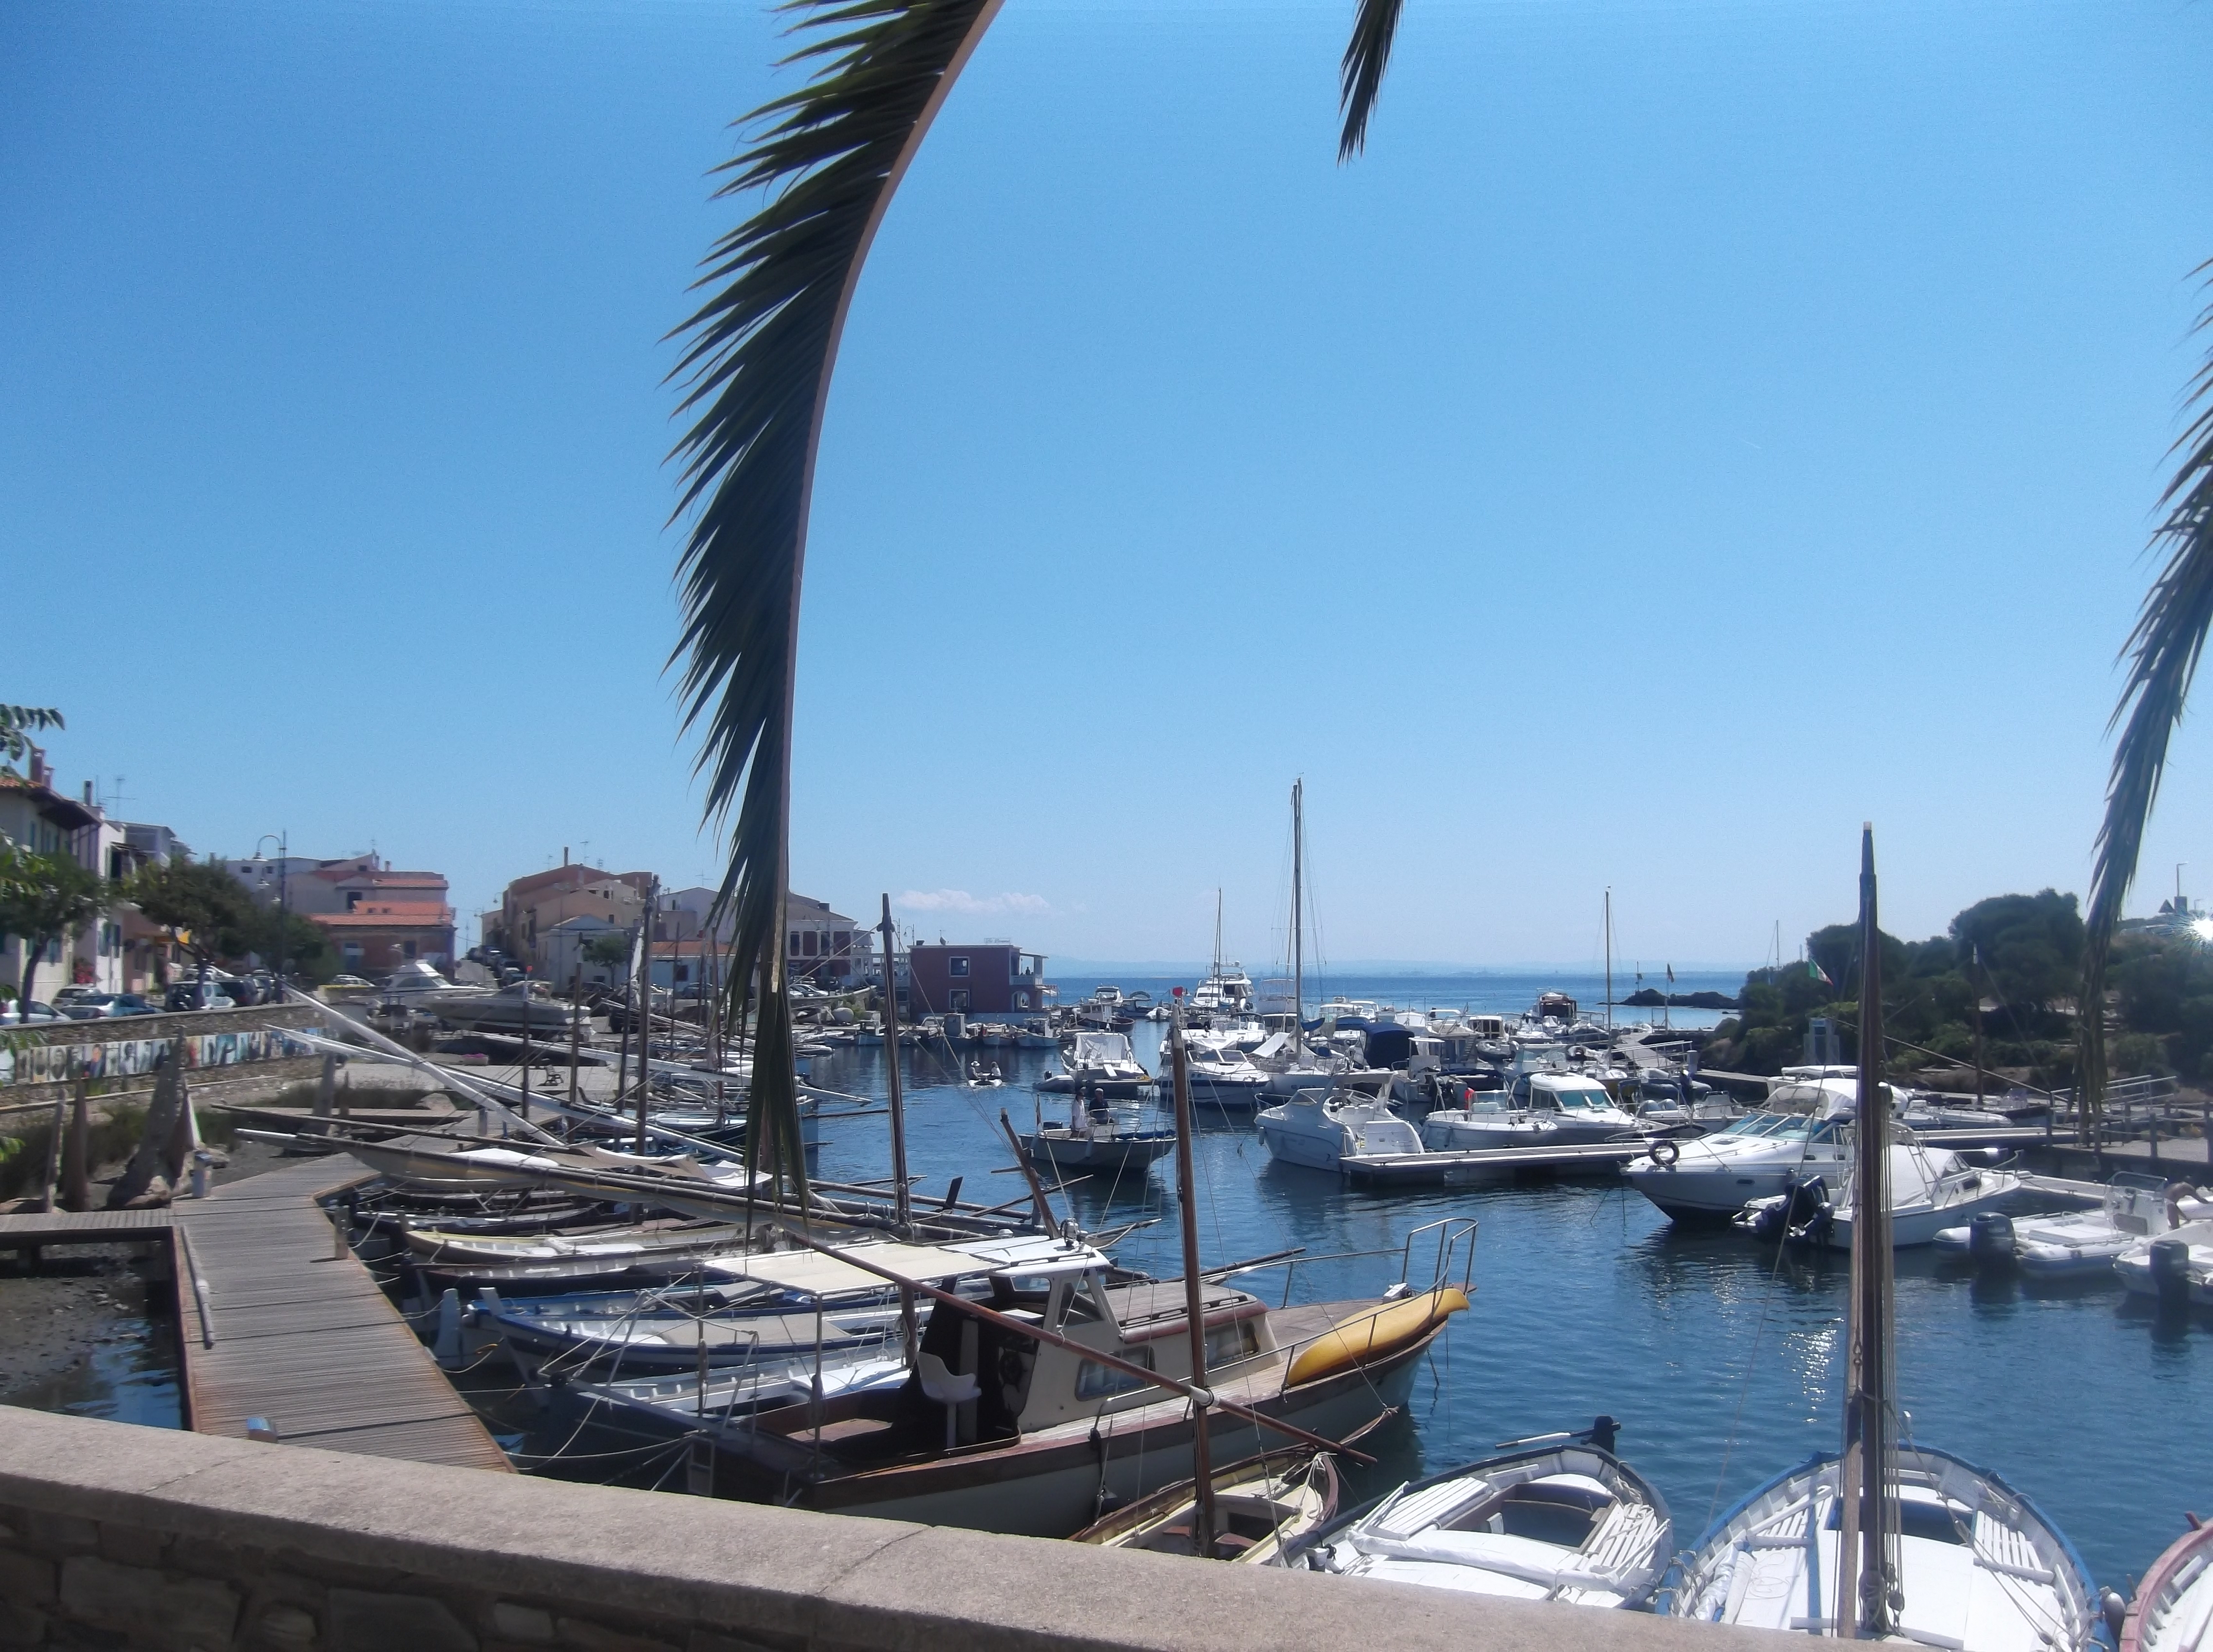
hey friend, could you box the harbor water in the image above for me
[798,969,2213,1595]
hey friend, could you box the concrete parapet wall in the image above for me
[0,1407,1799,1652]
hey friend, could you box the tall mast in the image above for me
[876,895,916,1363]
[1167,991,1216,1558]
[1837,823,1896,1639]
[1213,889,1223,984]
[1604,889,1613,1041]
[1290,780,1304,1051]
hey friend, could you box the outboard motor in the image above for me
[1585,1414,1620,1454]
[1755,1176,1829,1242]
[2150,1237,2195,1306]
[1967,1211,2015,1266]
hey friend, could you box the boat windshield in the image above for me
[1551,1089,1613,1110]
[1716,1114,1790,1137]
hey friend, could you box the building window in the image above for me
[403,941,417,959]
[675,963,690,983]
[948,956,970,978]
[1014,990,1029,1010]
[948,990,969,1012]
[789,931,802,956]
[803,931,818,957]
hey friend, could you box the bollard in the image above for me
[246,1417,281,1442]
[433,1288,464,1369]
[327,1205,350,1260]
[188,1149,215,1200]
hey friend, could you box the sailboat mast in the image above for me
[876,895,917,1359]
[1291,780,1304,1051]
[1214,889,1223,985]
[1604,889,1613,1041]
[1167,992,1217,1557]
[1837,823,1896,1638]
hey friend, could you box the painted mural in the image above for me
[0,1024,327,1087]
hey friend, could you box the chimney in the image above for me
[563,846,570,866]
[28,746,48,788]
[83,781,95,806]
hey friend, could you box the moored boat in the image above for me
[1289,1421,1670,1609]
[1071,1448,1339,1562]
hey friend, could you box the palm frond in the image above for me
[1338,0,1406,161]
[0,705,63,772]
[667,0,1003,1200]
[2081,260,2213,1119]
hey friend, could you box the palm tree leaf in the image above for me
[1338,0,1406,160]
[666,0,1003,1200]
[2081,261,2213,1118]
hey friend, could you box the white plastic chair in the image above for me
[917,1352,981,1450]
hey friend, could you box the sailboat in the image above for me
[1252,780,1376,1101]
[1670,829,2098,1649]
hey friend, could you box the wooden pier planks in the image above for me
[0,1208,174,1249]
[174,1154,513,1471]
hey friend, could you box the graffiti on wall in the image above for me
[0,1025,328,1087]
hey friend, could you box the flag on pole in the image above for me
[1808,959,1833,987]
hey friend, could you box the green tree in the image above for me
[582,931,632,972]
[239,903,333,984]
[126,859,257,992]
[0,848,107,1004]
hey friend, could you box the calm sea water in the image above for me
[801,970,2213,1594]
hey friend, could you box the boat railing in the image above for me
[1218,1219,1478,1309]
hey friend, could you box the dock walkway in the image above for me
[173,1154,511,1471]
[0,1208,173,1251]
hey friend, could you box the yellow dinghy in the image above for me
[1283,1286,1468,1388]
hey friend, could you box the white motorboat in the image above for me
[1420,1094,1560,1152]
[2116,1209,2213,1305]
[2122,1520,2213,1652]
[1292,1426,1671,1609]
[1038,1030,1152,1096]
[1673,1444,2098,1649]
[1256,1083,1421,1173]
[1672,827,2097,1651]
[1505,1071,1645,1145]
[428,978,587,1034]
[1935,1173,2202,1275]
[1739,1139,2025,1249]
[1622,1110,1853,1221]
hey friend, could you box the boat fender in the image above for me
[2150,1237,2194,1306]
[1649,1138,1679,1169]
[1967,1211,2015,1265]
[2101,1589,2128,1642]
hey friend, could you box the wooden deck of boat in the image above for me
[0,1207,174,1249]
[174,1154,513,1471]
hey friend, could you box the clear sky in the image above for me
[4,0,2209,971]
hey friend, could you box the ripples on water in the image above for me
[809,973,2213,1590]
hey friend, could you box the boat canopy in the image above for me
[703,1234,1106,1298]
[1071,1031,1138,1066]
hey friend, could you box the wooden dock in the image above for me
[0,1208,174,1251]
[173,1154,512,1471]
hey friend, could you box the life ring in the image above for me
[1650,1137,1679,1168]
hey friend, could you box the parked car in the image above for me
[0,1000,61,1025]
[325,974,374,990]
[59,993,164,1019]
[51,986,96,1007]
[164,983,238,1013]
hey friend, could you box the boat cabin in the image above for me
[1511,1072,1620,1116]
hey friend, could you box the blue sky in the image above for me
[3,0,2208,970]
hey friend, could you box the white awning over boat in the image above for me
[701,1234,1107,1296]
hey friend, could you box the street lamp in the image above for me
[255,831,289,993]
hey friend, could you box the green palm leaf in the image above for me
[1338,0,1407,160]
[2081,262,2213,1118]
[667,0,1003,1199]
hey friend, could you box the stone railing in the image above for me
[0,1407,1798,1652]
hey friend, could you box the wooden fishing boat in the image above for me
[1289,1424,1670,1607]
[2121,1520,2213,1652]
[1070,1449,1339,1562]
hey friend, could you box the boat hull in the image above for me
[735,1319,1439,1538]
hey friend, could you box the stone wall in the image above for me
[0,1407,1797,1652]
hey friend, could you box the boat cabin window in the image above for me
[1204,1319,1261,1366]
[1076,1345,1155,1400]
[1551,1088,1610,1111]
